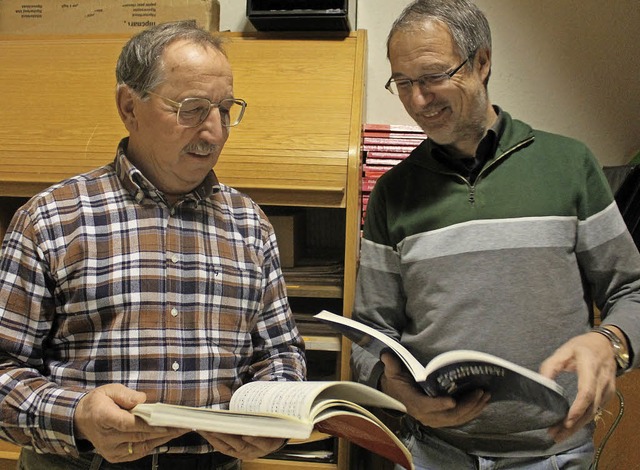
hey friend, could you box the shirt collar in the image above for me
[476,106,505,161]
[114,138,221,206]
[431,106,505,178]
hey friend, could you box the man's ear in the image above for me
[116,85,139,132]
[475,48,492,84]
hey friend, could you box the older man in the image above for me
[0,21,305,470]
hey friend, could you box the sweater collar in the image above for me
[407,108,534,173]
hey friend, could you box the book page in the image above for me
[230,381,338,420]
[314,310,426,379]
[131,403,312,439]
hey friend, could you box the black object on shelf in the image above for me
[247,0,350,32]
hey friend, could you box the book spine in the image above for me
[363,123,425,133]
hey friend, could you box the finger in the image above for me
[122,432,187,460]
[448,390,490,424]
[563,354,599,429]
[202,433,248,455]
[242,437,286,453]
[427,396,458,413]
[549,410,596,443]
[539,348,574,380]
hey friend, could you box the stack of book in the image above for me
[361,124,427,224]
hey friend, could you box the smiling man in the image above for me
[351,1,640,469]
[0,21,306,470]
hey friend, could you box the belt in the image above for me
[125,452,238,470]
[19,448,239,470]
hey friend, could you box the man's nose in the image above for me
[408,82,436,106]
[198,107,227,142]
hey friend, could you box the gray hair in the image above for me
[116,20,226,96]
[387,0,492,61]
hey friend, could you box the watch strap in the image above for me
[592,325,630,376]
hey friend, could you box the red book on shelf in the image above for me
[363,164,395,174]
[362,177,379,192]
[363,130,427,140]
[362,136,425,147]
[366,159,406,168]
[362,144,417,153]
[366,151,411,159]
[363,123,425,134]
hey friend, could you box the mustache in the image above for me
[183,142,219,155]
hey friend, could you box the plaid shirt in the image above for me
[0,139,306,456]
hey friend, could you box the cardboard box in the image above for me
[0,1,220,35]
[270,212,305,268]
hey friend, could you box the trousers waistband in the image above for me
[19,447,239,470]
[94,452,239,470]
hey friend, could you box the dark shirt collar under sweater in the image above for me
[432,106,505,183]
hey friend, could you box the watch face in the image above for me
[593,326,630,372]
[617,349,630,369]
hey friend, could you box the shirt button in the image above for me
[170,254,179,263]
[170,308,178,317]
[63,445,72,453]
[172,361,180,371]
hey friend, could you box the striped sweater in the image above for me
[352,111,640,456]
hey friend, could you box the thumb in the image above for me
[380,351,403,374]
[100,383,147,410]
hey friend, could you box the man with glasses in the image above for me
[351,0,640,468]
[0,20,305,470]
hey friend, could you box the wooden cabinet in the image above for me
[225,30,366,470]
[0,30,366,469]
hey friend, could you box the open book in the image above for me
[314,310,571,429]
[132,380,413,470]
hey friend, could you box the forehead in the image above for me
[161,39,231,80]
[388,19,458,69]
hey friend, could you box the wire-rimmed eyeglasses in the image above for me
[385,57,470,95]
[145,91,247,128]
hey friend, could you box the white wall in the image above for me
[219,0,640,166]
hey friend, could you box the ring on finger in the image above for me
[128,442,134,455]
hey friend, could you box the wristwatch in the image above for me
[592,325,630,375]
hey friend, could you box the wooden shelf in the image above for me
[0,442,20,460]
[286,284,343,299]
[301,335,342,352]
[244,459,337,469]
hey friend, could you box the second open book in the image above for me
[314,310,571,431]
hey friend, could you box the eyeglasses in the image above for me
[145,91,247,128]
[385,57,470,95]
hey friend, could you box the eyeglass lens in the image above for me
[388,74,449,94]
[178,98,244,128]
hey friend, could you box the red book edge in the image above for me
[315,414,414,470]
